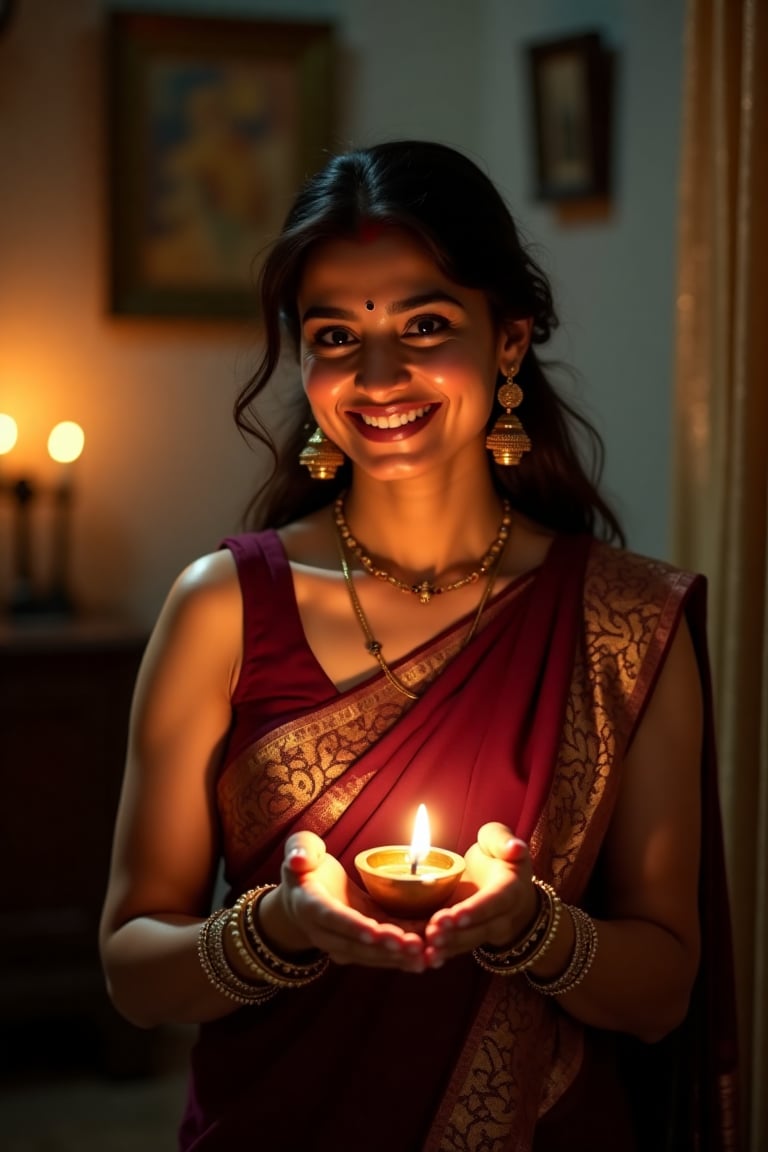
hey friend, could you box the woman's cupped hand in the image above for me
[273,830,428,972]
[266,824,536,974]
[422,822,537,967]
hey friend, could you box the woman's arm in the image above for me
[101,546,439,1022]
[426,615,703,1044]
[99,549,245,1028]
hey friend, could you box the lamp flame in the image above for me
[408,804,431,874]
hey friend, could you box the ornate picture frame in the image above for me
[108,13,335,318]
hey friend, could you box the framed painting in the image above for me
[528,31,611,202]
[108,13,335,318]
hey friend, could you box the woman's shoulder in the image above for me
[183,529,301,615]
[585,538,700,602]
[577,540,703,700]
[160,548,241,631]
[220,526,280,563]
[140,549,243,690]
[173,547,238,592]
[579,540,705,673]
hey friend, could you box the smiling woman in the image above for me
[295,228,518,489]
[99,141,738,1152]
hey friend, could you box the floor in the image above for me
[0,1019,194,1151]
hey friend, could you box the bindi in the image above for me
[365,299,375,311]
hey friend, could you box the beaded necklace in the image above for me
[333,494,512,605]
[332,496,512,700]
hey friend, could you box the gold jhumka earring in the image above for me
[298,426,345,480]
[485,364,532,466]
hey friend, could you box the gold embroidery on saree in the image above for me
[532,543,694,893]
[432,985,553,1152]
[434,544,694,1151]
[218,582,531,879]
[219,680,414,876]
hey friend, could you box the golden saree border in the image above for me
[428,543,698,1152]
[531,541,696,896]
[217,578,534,884]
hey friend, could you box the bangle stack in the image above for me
[197,884,329,1006]
[525,903,599,996]
[229,885,329,988]
[473,877,562,976]
[198,908,278,1006]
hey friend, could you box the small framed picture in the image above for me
[528,31,611,202]
[108,12,335,318]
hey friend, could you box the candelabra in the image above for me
[0,415,85,618]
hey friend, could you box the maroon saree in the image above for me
[178,532,738,1152]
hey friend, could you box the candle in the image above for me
[46,421,85,615]
[354,804,465,918]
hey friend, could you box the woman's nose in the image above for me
[354,339,411,393]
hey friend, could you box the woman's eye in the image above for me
[405,315,448,337]
[316,327,356,347]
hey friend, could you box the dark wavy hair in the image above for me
[235,139,624,543]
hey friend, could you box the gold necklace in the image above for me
[333,495,512,605]
[334,516,509,701]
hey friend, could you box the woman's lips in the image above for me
[346,404,439,442]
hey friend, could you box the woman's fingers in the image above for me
[278,837,429,971]
[292,881,427,971]
[283,830,327,875]
[422,828,535,963]
[278,826,536,971]
[477,822,529,863]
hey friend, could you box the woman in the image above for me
[100,140,738,1151]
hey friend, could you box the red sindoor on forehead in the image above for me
[356,220,387,244]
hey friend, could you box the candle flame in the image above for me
[0,414,18,456]
[48,421,84,465]
[408,804,431,873]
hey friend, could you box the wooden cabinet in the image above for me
[0,619,153,1076]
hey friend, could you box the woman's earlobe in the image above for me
[497,317,533,367]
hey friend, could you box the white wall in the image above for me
[0,0,684,626]
[480,0,685,552]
